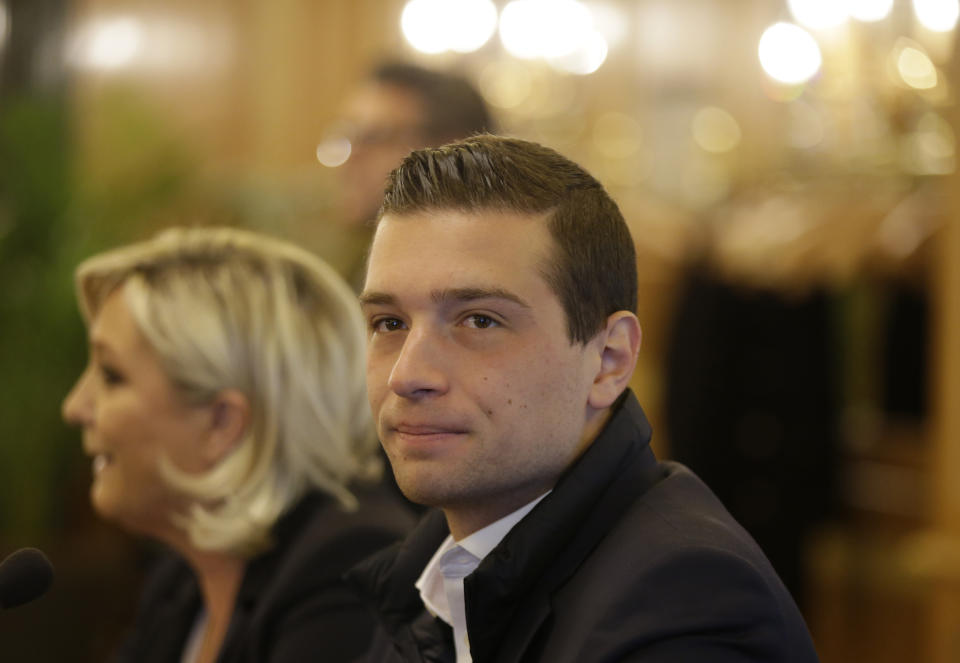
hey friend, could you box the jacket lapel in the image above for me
[465,391,661,663]
[346,509,453,660]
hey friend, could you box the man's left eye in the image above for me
[372,317,406,333]
[464,314,499,329]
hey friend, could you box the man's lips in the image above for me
[392,423,468,435]
[387,423,470,452]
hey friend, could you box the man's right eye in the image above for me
[372,317,406,333]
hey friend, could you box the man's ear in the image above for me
[588,311,642,410]
[203,389,251,467]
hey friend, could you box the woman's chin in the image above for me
[90,484,121,524]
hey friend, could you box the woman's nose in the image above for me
[62,367,94,427]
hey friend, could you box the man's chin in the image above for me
[392,471,461,509]
[394,483,446,508]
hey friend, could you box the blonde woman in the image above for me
[62,227,413,663]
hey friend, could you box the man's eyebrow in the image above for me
[358,287,531,309]
[435,287,531,309]
[358,291,396,307]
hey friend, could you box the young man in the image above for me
[349,135,820,663]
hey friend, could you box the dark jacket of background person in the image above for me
[347,391,821,663]
[113,488,415,663]
[665,267,839,608]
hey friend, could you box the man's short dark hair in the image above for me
[372,62,496,145]
[378,134,637,345]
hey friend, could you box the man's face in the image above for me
[362,209,605,536]
[336,82,427,225]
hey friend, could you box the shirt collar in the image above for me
[414,492,550,622]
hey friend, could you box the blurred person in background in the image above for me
[664,191,858,610]
[322,61,496,289]
[61,227,415,663]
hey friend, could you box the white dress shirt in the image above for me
[180,608,207,663]
[415,493,549,663]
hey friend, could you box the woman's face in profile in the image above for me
[63,288,214,541]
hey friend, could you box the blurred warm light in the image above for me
[849,0,895,22]
[0,2,9,51]
[917,110,955,162]
[65,15,230,75]
[500,0,594,60]
[450,0,498,52]
[788,0,848,30]
[316,136,352,168]
[478,61,533,109]
[548,29,608,75]
[787,101,825,149]
[692,107,742,154]
[762,81,806,103]
[528,74,576,118]
[758,22,822,85]
[897,45,938,88]
[904,112,956,174]
[913,0,960,32]
[682,160,732,209]
[592,112,643,158]
[401,0,497,54]
[604,153,653,188]
[635,3,726,86]
[499,1,540,59]
[69,16,143,70]
[400,1,446,53]
[589,2,628,49]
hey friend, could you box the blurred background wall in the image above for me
[1,0,958,660]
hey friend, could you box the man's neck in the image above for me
[443,485,552,541]
[442,406,616,540]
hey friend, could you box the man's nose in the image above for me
[387,327,449,399]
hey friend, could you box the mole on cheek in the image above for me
[486,409,494,416]
[507,399,513,405]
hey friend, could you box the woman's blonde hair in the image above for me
[74,226,379,556]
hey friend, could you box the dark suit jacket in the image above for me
[347,391,821,662]
[112,487,415,663]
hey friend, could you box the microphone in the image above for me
[0,548,54,610]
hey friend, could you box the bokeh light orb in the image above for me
[316,136,352,168]
[478,61,533,109]
[849,0,895,22]
[401,0,497,55]
[758,22,822,85]
[913,0,960,32]
[71,17,143,70]
[692,107,742,154]
[0,3,9,51]
[500,0,593,60]
[897,46,938,88]
[788,0,848,30]
[548,29,608,75]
